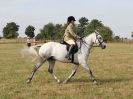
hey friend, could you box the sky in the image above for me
[0,0,133,38]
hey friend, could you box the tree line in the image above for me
[2,17,133,41]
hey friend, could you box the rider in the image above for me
[63,16,81,60]
[26,36,31,47]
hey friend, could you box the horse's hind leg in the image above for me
[63,65,79,84]
[48,59,60,83]
[26,57,45,83]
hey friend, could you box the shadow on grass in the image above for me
[98,77,132,84]
[69,77,132,84]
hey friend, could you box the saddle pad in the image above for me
[60,41,78,54]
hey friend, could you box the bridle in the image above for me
[95,32,104,47]
[79,31,104,49]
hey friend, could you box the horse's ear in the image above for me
[94,30,99,35]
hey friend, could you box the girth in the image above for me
[60,41,78,63]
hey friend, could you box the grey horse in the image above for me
[26,31,106,84]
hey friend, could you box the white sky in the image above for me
[0,0,133,38]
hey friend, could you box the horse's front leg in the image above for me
[63,65,79,84]
[81,63,97,84]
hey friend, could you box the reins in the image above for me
[77,37,92,53]
[77,32,102,51]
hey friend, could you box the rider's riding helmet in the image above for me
[67,16,76,23]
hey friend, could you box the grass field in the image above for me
[0,43,133,99]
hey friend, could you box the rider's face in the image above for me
[71,20,75,26]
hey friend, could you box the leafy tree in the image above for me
[85,19,103,35]
[39,29,46,39]
[37,18,113,42]
[3,22,19,39]
[55,24,67,40]
[35,33,43,40]
[84,19,113,42]
[40,23,55,40]
[131,31,133,39]
[114,36,120,41]
[39,23,67,40]
[61,24,67,40]
[77,17,89,37]
[54,24,63,40]
[25,25,35,38]
[100,26,113,42]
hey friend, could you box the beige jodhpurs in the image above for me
[65,40,75,45]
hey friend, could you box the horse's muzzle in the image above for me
[101,45,106,49]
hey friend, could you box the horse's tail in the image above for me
[21,44,43,61]
[31,44,42,49]
[29,44,43,56]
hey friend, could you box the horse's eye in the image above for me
[99,37,102,39]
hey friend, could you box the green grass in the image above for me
[0,43,133,99]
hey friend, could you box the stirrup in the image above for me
[65,55,71,60]
[65,54,72,60]
[68,56,71,60]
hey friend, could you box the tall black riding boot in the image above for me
[65,44,75,60]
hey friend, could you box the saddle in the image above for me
[60,41,78,63]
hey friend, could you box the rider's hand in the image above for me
[79,37,83,42]
[80,37,83,40]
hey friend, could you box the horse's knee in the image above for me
[32,63,42,72]
[32,65,37,72]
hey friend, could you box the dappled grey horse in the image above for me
[26,31,106,84]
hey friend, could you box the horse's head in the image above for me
[93,30,106,49]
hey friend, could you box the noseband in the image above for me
[95,32,104,47]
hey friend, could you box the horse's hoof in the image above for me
[57,79,61,84]
[63,82,67,84]
[63,80,68,84]
[93,80,99,85]
[26,78,31,84]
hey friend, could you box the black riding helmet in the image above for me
[67,16,76,23]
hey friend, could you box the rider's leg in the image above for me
[65,44,75,59]
[65,40,75,60]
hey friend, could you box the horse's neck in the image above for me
[77,34,94,58]
[84,33,95,49]
[80,33,95,55]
